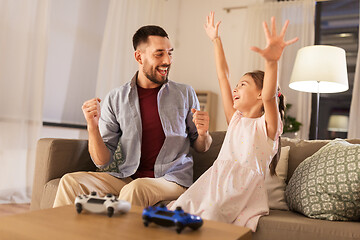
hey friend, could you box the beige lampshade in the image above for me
[289,45,349,93]
[328,115,349,132]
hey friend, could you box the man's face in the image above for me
[138,36,173,85]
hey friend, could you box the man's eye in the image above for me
[155,53,163,57]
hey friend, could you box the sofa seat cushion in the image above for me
[285,139,360,221]
[254,210,360,240]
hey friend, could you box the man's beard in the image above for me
[143,65,170,85]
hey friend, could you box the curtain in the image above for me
[348,17,360,139]
[0,0,48,203]
[96,0,172,100]
[43,0,109,127]
[234,0,315,139]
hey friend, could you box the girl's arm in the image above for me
[251,17,298,140]
[204,12,236,124]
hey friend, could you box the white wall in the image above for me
[170,0,266,131]
[40,0,108,140]
[42,0,289,139]
[40,126,88,140]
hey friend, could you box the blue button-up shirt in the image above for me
[95,72,200,187]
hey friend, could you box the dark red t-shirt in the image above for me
[132,85,165,179]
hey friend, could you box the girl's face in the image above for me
[232,74,262,113]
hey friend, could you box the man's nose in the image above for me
[163,53,172,65]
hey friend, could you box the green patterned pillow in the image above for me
[285,139,360,221]
[96,140,125,173]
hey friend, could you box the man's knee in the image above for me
[121,178,148,196]
[58,172,94,195]
[59,173,74,186]
[59,172,82,187]
[54,173,85,207]
[119,178,154,206]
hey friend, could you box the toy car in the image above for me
[75,191,131,217]
[142,204,203,233]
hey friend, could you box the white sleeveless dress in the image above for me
[168,111,282,231]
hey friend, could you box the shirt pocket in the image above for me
[163,107,187,136]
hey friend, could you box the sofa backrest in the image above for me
[282,138,360,183]
[190,131,226,182]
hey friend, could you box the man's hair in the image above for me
[132,25,169,50]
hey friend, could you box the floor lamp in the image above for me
[289,45,349,139]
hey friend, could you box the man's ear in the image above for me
[134,50,142,64]
[257,92,262,100]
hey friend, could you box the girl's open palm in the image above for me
[251,17,298,62]
[204,11,221,41]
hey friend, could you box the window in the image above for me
[310,0,359,139]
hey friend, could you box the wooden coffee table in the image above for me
[0,205,251,240]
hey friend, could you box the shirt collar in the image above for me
[130,71,138,88]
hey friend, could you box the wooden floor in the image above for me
[0,203,31,217]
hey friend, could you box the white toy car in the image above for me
[75,191,131,217]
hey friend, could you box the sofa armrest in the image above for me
[30,138,96,210]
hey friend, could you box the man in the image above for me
[53,25,212,208]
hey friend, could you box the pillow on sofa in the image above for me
[97,141,124,173]
[285,139,360,221]
[264,146,290,210]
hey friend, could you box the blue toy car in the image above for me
[142,204,203,234]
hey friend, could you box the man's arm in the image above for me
[191,108,212,152]
[193,131,212,152]
[87,125,111,166]
[82,98,111,165]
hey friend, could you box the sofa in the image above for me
[31,131,360,240]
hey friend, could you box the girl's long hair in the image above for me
[244,70,286,176]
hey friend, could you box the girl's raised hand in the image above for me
[204,11,221,41]
[250,17,298,62]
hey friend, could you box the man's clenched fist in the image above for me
[82,98,101,129]
[191,108,210,137]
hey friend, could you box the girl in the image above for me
[168,12,298,232]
